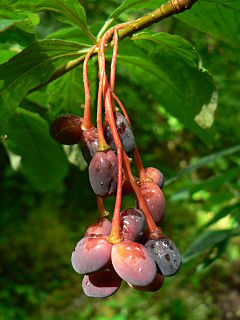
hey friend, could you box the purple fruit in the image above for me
[145,167,164,189]
[120,208,146,241]
[111,240,157,286]
[89,150,118,197]
[49,114,82,145]
[85,217,112,237]
[82,268,122,298]
[80,127,98,163]
[71,235,112,274]
[104,112,135,155]
[137,182,166,224]
[145,237,181,277]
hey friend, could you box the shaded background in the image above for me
[0,1,240,319]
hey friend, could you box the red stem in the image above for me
[82,46,96,130]
[112,92,148,182]
[100,29,159,237]
[110,29,119,93]
[97,196,110,218]
[107,145,123,243]
[96,57,109,151]
[122,152,158,234]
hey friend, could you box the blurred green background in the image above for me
[0,1,240,319]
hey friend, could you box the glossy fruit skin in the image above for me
[71,235,112,274]
[49,114,82,145]
[145,167,164,189]
[89,150,118,197]
[104,112,136,155]
[111,240,157,286]
[137,182,166,224]
[145,237,182,277]
[80,127,98,163]
[85,217,112,237]
[128,273,164,292]
[120,208,146,241]
[82,268,122,298]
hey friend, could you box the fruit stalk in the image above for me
[100,28,159,237]
[111,92,149,182]
[82,45,96,130]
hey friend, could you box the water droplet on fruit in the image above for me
[138,267,142,272]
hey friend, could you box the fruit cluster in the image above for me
[50,27,181,298]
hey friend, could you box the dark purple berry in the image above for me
[71,235,112,274]
[145,237,182,277]
[104,112,136,155]
[80,127,98,163]
[82,268,122,298]
[49,114,82,145]
[89,150,118,197]
[120,208,145,241]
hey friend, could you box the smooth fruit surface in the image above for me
[128,273,164,292]
[80,127,98,163]
[71,235,112,274]
[85,217,112,236]
[49,114,82,145]
[104,112,136,155]
[111,240,157,286]
[137,182,166,224]
[120,208,145,241]
[145,167,164,189]
[89,150,118,197]
[82,268,122,298]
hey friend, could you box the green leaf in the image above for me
[110,0,164,19]
[201,202,240,230]
[109,0,240,46]
[183,228,240,263]
[0,19,36,46]
[166,144,240,185]
[0,39,87,131]
[177,0,240,46]
[4,108,69,191]
[170,167,239,202]
[0,0,94,40]
[114,33,216,143]
[47,60,97,119]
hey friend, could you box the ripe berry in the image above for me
[128,273,164,292]
[80,127,98,163]
[145,167,164,189]
[89,150,118,197]
[120,208,145,241]
[111,240,157,286]
[85,217,112,237]
[82,268,122,298]
[145,237,182,276]
[49,114,82,145]
[104,112,136,155]
[136,181,166,224]
[71,235,112,274]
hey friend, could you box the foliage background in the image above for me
[0,1,240,319]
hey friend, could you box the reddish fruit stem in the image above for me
[97,57,110,151]
[107,145,123,243]
[112,92,149,182]
[122,151,159,234]
[100,30,124,244]
[110,29,119,93]
[100,29,159,237]
[82,45,96,130]
[97,196,110,218]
